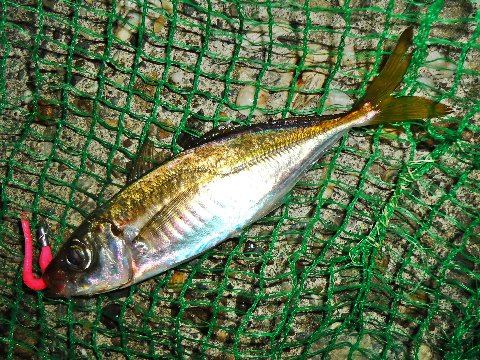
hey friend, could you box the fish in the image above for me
[42,27,451,297]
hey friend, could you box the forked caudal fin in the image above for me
[353,27,452,127]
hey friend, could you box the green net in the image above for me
[1,0,479,358]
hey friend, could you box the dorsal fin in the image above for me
[128,125,169,184]
[178,122,242,150]
[128,137,162,183]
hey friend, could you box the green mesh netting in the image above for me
[1,0,479,358]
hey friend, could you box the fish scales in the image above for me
[127,116,356,283]
[105,116,350,238]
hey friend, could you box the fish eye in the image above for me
[65,239,91,271]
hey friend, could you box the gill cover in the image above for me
[43,221,133,297]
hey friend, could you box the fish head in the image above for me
[43,220,133,297]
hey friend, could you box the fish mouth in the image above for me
[42,263,129,298]
[42,265,71,298]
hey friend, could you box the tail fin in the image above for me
[355,27,451,127]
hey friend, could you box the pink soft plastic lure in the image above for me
[21,212,53,291]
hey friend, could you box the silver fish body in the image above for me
[128,118,354,284]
